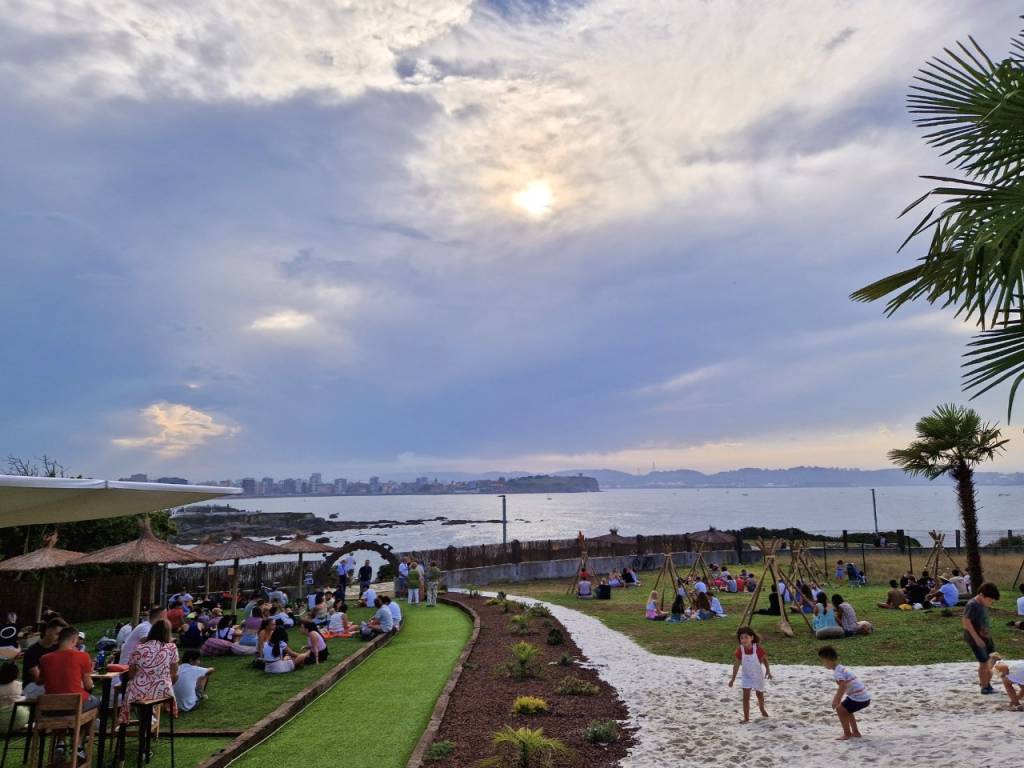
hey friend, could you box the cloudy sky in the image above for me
[3,0,1023,480]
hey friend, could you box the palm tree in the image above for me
[889,404,1008,590]
[851,25,1024,418]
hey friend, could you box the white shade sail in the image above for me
[0,475,241,528]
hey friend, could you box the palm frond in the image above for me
[963,324,1024,419]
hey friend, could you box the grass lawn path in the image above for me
[233,602,471,768]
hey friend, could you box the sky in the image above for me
[3,0,1024,480]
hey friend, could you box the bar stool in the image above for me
[27,694,97,768]
[114,697,174,768]
[0,699,36,767]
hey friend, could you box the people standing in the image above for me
[962,581,1000,694]
[728,626,771,723]
[426,561,442,607]
[406,560,421,605]
[335,557,349,597]
[398,557,410,598]
[358,559,373,597]
[818,645,870,740]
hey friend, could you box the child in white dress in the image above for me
[728,626,772,723]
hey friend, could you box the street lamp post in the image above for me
[499,494,507,546]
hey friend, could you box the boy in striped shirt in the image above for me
[818,645,870,740]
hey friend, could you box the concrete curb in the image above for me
[195,631,394,768]
[405,596,481,768]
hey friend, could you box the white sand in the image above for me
[498,593,1021,768]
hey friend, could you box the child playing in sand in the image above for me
[818,645,870,740]
[990,654,1024,710]
[728,626,771,723]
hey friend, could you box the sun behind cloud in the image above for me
[112,402,238,458]
[249,309,315,331]
[513,180,554,218]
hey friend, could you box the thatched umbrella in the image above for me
[688,528,737,547]
[203,532,285,611]
[0,532,82,622]
[278,533,336,594]
[71,518,212,622]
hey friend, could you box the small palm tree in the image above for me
[889,404,1008,590]
[481,726,572,768]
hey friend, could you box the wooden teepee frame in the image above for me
[737,539,815,638]
[921,530,963,579]
[787,540,827,586]
[682,544,714,589]
[651,551,685,610]
[566,547,590,595]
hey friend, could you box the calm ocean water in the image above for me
[213,486,1024,555]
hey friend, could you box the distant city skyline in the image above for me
[4,3,1024,478]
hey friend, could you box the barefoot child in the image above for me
[818,645,870,740]
[728,626,771,723]
[991,654,1024,710]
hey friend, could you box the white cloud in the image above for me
[635,363,732,395]
[112,402,238,457]
[249,310,316,332]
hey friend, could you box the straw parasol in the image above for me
[278,533,336,593]
[203,532,286,611]
[71,517,213,621]
[687,528,736,547]
[0,532,83,622]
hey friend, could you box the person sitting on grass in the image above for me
[710,593,726,618]
[755,585,781,616]
[744,575,757,593]
[576,576,593,599]
[666,594,687,623]
[877,580,908,610]
[237,607,264,648]
[173,650,214,712]
[645,591,669,621]
[693,591,714,620]
[327,603,351,635]
[361,585,378,609]
[833,594,873,636]
[178,613,205,649]
[608,570,624,587]
[299,622,329,665]
[383,596,402,630]
[263,626,309,673]
[201,615,238,656]
[622,566,639,587]
[166,600,185,632]
[927,575,960,608]
[818,645,870,740]
[791,583,815,614]
[364,598,395,637]
[812,592,841,636]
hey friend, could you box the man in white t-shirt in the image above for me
[383,596,402,628]
[694,579,708,594]
[119,606,165,665]
[173,650,214,712]
[362,586,377,608]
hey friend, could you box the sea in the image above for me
[192,486,1024,561]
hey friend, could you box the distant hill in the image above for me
[553,466,1024,488]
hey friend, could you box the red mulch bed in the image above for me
[432,594,632,766]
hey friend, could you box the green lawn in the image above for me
[233,603,472,768]
[493,575,1024,666]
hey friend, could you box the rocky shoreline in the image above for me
[170,508,527,543]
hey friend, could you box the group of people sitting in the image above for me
[877,569,971,611]
[645,583,727,622]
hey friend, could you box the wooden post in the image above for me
[34,571,46,623]
[897,529,905,553]
[230,558,241,612]
[822,538,828,579]
[956,529,961,553]
[842,530,849,552]
[861,543,867,575]
[131,569,143,624]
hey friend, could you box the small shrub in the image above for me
[500,600,514,614]
[556,675,600,696]
[485,597,504,606]
[525,604,551,618]
[583,719,619,744]
[497,641,544,680]
[511,695,549,715]
[479,726,572,768]
[425,740,455,762]
[465,584,481,597]
[497,591,508,601]
[557,653,573,667]
[546,628,564,646]
[509,614,532,635]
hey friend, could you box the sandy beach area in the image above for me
[499,593,1021,768]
